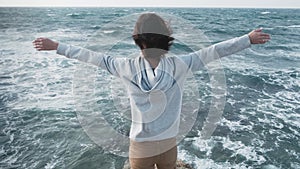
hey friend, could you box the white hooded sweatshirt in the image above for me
[57,34,251,142]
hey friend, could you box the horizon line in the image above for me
[0,6,299,9]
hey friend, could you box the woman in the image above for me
[33,13,270,169]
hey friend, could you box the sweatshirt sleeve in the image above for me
[57,43,123,77]
[180,34,251,71]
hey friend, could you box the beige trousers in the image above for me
[129,137,177,169]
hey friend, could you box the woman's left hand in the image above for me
[248,28,271,44]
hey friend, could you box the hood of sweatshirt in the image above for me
[135,56,175,92]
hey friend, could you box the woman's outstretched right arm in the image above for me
[32,38,123,77]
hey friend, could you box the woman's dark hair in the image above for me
[132,13,174,55]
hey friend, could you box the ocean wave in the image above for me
[276,25,300,29]
[184,136,268,168]
[90,25,101,30]
[261,11,271,15]
[229,72,286,93]
[66,13,81,17]
[103,30,115,34]
[264,45,293,51]
[66,12,94,18]
[47,13,56,17]
[287,25,300,28]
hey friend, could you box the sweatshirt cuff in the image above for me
[240,34,252,47]
[56,43,70,58]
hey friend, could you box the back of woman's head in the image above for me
[132,13,174,55]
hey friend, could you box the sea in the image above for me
[0,7,299,169]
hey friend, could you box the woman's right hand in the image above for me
[32,38,59,51]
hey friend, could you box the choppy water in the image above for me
[0,7,299,169]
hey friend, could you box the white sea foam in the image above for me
[103,30,115,34]
[45,160,58,169]
[257,96,300,129]
[262,164,280,169]
[261,11,271,15]
[276,25,300,29]
[66,13,80,17]
[220,117,253,132]
[287,25,300,28]
[291,163,300,169]
[182,136,267,168]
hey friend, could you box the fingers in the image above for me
[259,39,268,44]
[249,28,271,44]
[33,37,58,51]
[258,32,271,43]
[253,28,270,38]
[32,37,43,50]
[259,32,271,39]
[32,37,45,44]
[258,36,270,44]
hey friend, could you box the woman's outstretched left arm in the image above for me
[181,28,271,71]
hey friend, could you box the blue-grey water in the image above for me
[0,7,299,169]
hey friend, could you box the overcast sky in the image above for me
[0,0,300,8]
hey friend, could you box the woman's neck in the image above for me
[142,49,163,69]
[144,56,161,69]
